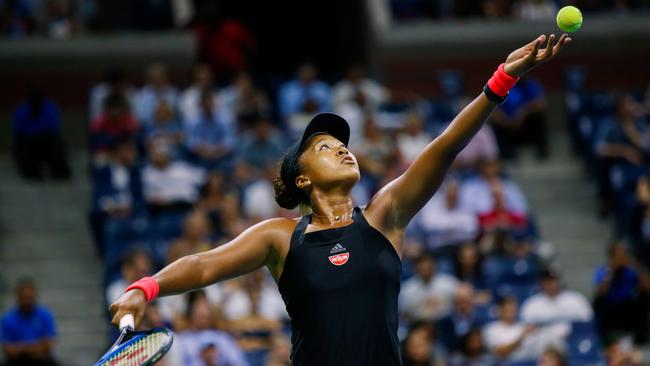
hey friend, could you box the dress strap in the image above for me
[289,214,312,248]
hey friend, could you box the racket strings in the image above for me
[104,332,169,366]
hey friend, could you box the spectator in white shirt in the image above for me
[142,140,205,209]
[397,112,433,165]
[521,269,594,324]
[179,63,218,125]
[399,254,460,321]
[89,69,135,121]
[483,296,568,362]
[221,270,288,322]
[415,178,479,251]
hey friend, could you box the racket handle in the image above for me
[119,314,135,331]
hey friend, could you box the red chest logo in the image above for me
[328,252,350,266]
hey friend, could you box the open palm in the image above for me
[504,34,571,77]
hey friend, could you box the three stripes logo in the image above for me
[328,243,349,266]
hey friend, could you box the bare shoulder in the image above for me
[249,217,299,249]
[362,183,405,254]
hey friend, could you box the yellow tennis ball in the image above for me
[557,6,582,33]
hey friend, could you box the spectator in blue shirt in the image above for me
[12,86,71,181]
[594,241,650,344]
[490,77,548,160]
[133,62,178,126]
[186,91,236,171]
[236,116,285,182]
[1,278,58,366]
[277,63,331,136]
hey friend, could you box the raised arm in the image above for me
[108,218,291,328]
[372,34,570,228]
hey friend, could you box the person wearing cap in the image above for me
[109,33,570,365]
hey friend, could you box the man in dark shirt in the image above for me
[1,278,58,366]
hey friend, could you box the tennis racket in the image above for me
[93,314,173,366]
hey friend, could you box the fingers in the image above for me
[541,34,555,59]
[526,34,546,49]
[552,33,571,56]
[525,37,542,62]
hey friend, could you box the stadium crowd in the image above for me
[390,0,650,21]
[8,57,625,366]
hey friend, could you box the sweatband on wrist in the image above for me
[125,277,160,303]
[486,63,519,98]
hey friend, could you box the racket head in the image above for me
[93,327,173,366]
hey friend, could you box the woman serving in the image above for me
[110,33,570,366]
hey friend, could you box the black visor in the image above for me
[297,112,350,153]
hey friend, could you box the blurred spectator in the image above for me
[1,278,58,366]
[415,179,479,252]
[243,166,283,222]
[167,210,213,264]
[89,69,135,120]
[333,64,389,142]
[513,0,558,20]
[446,327,497,366]
[222,270,287,323]
[397,112,433,165]
[186,91,237,171]
[453,243,491,294]
[593,241,650,344]
[218,72,271,129]
[482,0,512,18]
[520,268,593,324]
[12,86,71,180]
[459,159,528,216]
[538,347,566,366]
[90,138,144,260]
[264,333,291,366]
[167,295,248,366]
[605,335,644,366]
[90,93,138,157]
[633,176,650,266]
[225,271,286,365]
[142,140,205,215]
[352,118,401,196]
[193,19,256,78]
[594,95,646,222]
[333,65,389,111]
[482,296,568,362]
[399,254,460,321]
[477,181,528,237]
[106,249,153,304]
[236,117,285,181]
[197,171,245,241]
[454,125,500,171]
[490,77,548,160]
[278,63,332,135]
[401,321,445,366]
[494,239,541,299]
[437,283,490,352]
[142,101,185,159]
[179,63,217,124]
[133,63,178,125]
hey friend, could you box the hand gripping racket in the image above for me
[93,314,173,366]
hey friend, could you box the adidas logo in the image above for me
[329,243,347,254]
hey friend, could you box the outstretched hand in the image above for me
[504,34,571,77]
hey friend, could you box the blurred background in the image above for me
[1,0,650,365]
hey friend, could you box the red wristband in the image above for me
[125,277,160,303]
[487,63,519,97]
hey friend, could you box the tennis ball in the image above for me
[556,6,582,33]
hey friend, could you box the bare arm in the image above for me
[369,34,570,229]
[109,218,291,327]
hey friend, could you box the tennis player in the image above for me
[110,33,570,365]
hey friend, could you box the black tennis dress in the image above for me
[278,207,403,366]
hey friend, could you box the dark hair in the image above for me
[103,92,128,111]
[15,277,36,292]
[273,143,311,210]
